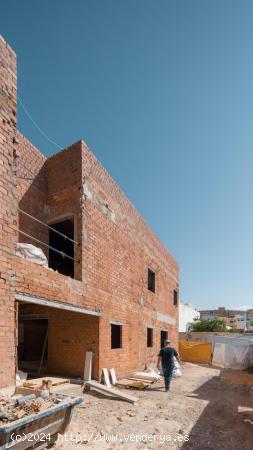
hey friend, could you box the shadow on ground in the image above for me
[181,367,253,450]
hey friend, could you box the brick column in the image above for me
[0,35,17,388]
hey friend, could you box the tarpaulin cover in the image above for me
[212,341,253,369]
[179,340,212,364]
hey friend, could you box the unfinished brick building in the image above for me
[0,36,179,389]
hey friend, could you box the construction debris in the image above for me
[129,377,154,384]
[243,418,253,425]
[23,377,69,390]
[102,368,111,387]
[0,394,59,425]
[84,352,93,382]
[16,369,27,385]
[116,379,149,389]
[84,380,138,404]
[130,370,161,382]
[110,368,117,385]
[108,368,150,390]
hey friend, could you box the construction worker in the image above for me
[157,339,180,392]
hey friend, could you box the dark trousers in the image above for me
[163,366,173,391]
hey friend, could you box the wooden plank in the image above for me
[116,379,148,389]
[129,377,154,384]
[110,368,117,385]
[102,368,111,387]
[38,326,48,375]
[115,379,132,387]
[238,406,253,413]
[84,380,138,403]
[131,372,159,382]
[84,351,93,381]
[15,386,42,396]
[23,377,69,388]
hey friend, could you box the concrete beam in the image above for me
[15,292,101,317]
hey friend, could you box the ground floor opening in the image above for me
[17,299,99,379]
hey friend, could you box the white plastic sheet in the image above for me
[213,341,253,369]
[16,243,48,267]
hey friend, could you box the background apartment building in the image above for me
[199,307,253,331]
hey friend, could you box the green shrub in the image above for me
[189,319,227,332]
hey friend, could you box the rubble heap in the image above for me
[0,395,58,426]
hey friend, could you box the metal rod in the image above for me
[18,229,80,263]
[18,208,79,246]
[38,326,48,375]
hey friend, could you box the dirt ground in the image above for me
[55,363,253,450]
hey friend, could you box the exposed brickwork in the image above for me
[0,37,179,386]
[46,143,83,279]
[19,303,99,377]
[80,141,179,376]
[0,36,17,387]
[16,132,48,247]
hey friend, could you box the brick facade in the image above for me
[0,36,179,387]
[0,36,17,388]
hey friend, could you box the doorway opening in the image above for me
[18,318,48,374]
[48,218,74,277]
[17,301,100,379]
[160,330,168,348]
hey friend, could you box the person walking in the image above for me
[157,339,180,392]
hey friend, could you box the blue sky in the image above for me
[1,1,253,310]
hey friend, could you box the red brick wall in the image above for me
[16,141,83,278]
[80,141,179,377]
[48,309,99,377]
[46,143,83,280]
[16,132,48,249]
[14,139,179,379]
[0,35,17,388]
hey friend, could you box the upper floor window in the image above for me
[173,289,178,306]
[147,327,153,347]
[111,324,122,349]
[48,218,74,278]
[148,268,155,293]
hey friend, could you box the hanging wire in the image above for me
[17,95,63,150]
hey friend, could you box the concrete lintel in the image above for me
[15,292,101,317]
[109,320,123,326]
[156,311,176,326]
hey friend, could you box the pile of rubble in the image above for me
[0,395,58,425]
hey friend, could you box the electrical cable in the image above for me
[17,95,63,150]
